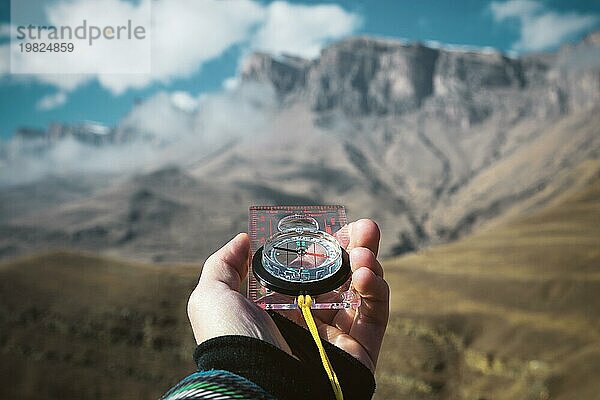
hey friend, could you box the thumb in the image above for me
[199,233,251,291]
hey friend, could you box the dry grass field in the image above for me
[0,254,199,399]
[376,180,600,399]
[0,179,598,399]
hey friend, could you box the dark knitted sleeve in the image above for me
[269,311,376,399]
[191,312,376,400]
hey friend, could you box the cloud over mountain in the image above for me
[1,0,360,100]
[251,1,362,58]
[490,0,599,51]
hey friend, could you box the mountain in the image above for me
[1,165,598,400]
[376,163,600,400]
[14,122,114,145]
[235,33,599,246]
[0,32,599,261]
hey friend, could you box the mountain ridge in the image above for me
[0,33,598,261]
[240,32,598,118]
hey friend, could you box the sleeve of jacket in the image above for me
[191,311,376,400]
[160,369,276,400]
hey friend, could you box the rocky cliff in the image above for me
[1,32,599,261]
[241,33,598,119]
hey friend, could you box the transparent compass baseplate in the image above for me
[251,276,360,310]
[247,205,361,310]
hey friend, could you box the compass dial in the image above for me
[252,215,350,296]
[264,232,342,282]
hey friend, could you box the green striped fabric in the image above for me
[160,370,275,400]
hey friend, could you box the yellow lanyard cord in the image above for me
[297,295,344,400]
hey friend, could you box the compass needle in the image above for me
[273,246,299,254]
[304,252,327,258]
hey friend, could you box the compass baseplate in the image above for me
[248,205,360,310]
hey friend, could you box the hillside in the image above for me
[0,253,199,399]
[1,168,598,399]
[1,33,599,262]
[375,164,600,399]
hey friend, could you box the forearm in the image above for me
[161,312,376,400]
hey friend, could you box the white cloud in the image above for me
[171,91,199,113]
[195,82,277,143]
[2,0,360,100]
[222,76,241,91]
[252,1,362,58]
[490,0,542,21]
[119,91,197,141]
[150,0,264,82]
[118,83,277,147]
[6,0,265,95]
[516,12,598,51]
[490,0,599,52]
[8,0,151,93]
[9,0,153,89]
[88,0,268,94]
[1,83,278,185]
[37,91,68,110]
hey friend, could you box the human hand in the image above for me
[187,219,389,373]
[187,232,293,354]
[300,219,389,373]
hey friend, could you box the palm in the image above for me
[318,308,378,372]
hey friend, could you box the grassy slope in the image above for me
[0,175,598,399]
[0,253,199,400]
[376,177,600,399]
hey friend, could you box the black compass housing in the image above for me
[252,246,351,296]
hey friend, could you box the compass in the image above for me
[252,214,351,296]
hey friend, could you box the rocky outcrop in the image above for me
[241,33,600,122]
[432,51,524,96]
[241,52,311,97]
[305,38,439,114]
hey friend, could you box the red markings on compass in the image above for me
[249,206,347,253]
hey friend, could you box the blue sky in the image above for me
[0,0,599,139]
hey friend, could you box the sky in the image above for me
[0,0,599,139]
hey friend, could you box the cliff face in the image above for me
[243,38,442,114]
[241,34,598,121]
[1,33,599,261]
[231,33,600,255]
